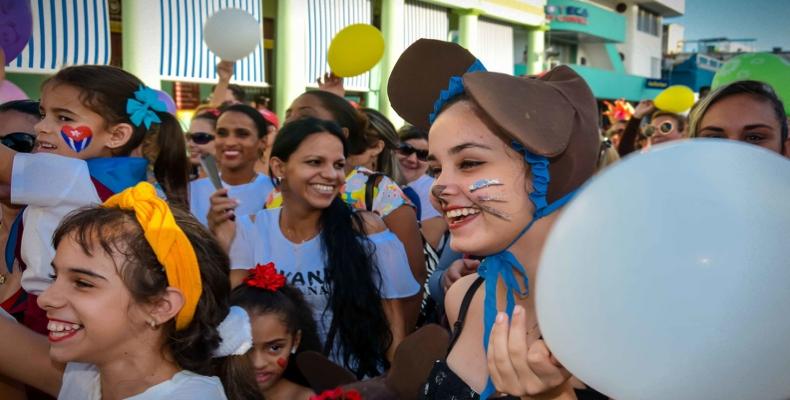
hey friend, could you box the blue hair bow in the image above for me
[126,86,168,129]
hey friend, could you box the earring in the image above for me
[291,346,297,354]
[147,319,157,329]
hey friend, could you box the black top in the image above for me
[419,277,609,400]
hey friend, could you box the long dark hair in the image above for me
[299,91,375,156]
[51,205,253,396]
[271,117,392,377]
[44,65,189,207]
[220,103,271,139]
[361,108,402,183]
[229,281,322,391]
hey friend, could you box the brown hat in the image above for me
[387,39,599,203]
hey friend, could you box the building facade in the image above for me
[6,0,549,126]
[545,0,684,100]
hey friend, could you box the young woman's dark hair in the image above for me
[43,65,190,207]
[298,91,375,156]
[270,117,393,378]
[689,80,788,144]
[398,124,429,142]
[229,283,322,387]
[51,205,256,397]
[361,108,402,183]
[192,107,220,127]
[220,103,271,139]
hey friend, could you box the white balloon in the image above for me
[203,8,260,61]
[536,140,790,400]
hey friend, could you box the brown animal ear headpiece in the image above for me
[388,39,599,207]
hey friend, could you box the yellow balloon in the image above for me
[653,85,695,113]
[327,24,385,78]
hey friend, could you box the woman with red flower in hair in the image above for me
[226,263,322,400]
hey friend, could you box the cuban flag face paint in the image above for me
[60,125,93,153]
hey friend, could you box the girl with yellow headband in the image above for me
[0,183,257,400]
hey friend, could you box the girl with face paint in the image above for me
[388,40,600,399]
[0,65,191,337]
[228,264,321,400]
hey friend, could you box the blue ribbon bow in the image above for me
[126,85,168,129]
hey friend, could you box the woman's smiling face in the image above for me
[427,100,535,256]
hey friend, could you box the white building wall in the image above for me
[622,3,663,78]
[577,42,614,70]
[664,23,684,54]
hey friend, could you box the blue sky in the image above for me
[666,0,790,52]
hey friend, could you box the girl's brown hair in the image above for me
[52,206,257,397]
[44,65,190,207]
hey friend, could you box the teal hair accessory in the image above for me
[126,85,168,129]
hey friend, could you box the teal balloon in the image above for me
[537,140,790,400]
[712,53,790,114]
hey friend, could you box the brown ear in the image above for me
[463,72,575,157]
[388,39,479,131]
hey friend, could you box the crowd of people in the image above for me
[0,37,785,400]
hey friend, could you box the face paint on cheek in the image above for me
[468,178,503,192]
[60,125,94,153]
[469,190,512,221]
[276,357,288,369]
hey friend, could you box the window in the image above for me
[637,7,660,36]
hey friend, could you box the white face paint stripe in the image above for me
[468,178,503,192]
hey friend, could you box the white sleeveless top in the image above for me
[58,362,227,399]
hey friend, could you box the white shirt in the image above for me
[12,154,102,295]
[189,173,273,226]
[407,174,441,221]
[229,208,420,344]
[58,362,227,400]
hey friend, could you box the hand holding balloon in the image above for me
[216,61,235,82]
[317,72,345,98]
[487,305,572,398]
[633,99,655,119]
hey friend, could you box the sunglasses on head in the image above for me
[186,132,215,145]
[0,132,36,153]
[397,143,429,161]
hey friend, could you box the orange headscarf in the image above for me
[103,182,202,331]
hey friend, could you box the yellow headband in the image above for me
[103,182,202,331]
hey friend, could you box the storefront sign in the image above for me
[545,4,589,25]
[645,79,669,89]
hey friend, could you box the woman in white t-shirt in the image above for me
[0,185,252,399]
[190,104,274,225]
[210,117,419,379]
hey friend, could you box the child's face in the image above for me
[35,83,118,160]
[37,234,153,365]
[248,313,300,392]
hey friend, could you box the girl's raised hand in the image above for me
[208,188,238,252]
[487,305,573,399]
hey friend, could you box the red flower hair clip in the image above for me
[243,263,286,291]
[309,388,362,400]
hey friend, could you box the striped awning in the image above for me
[306,0,372,92]
[6,0,111,74]
[159,0,266,86]
[404,0,449,47]
[477,18,514,75]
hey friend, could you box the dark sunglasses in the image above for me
[186,132,215,145]
[0,132,36,153]
[396,143,428,161]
